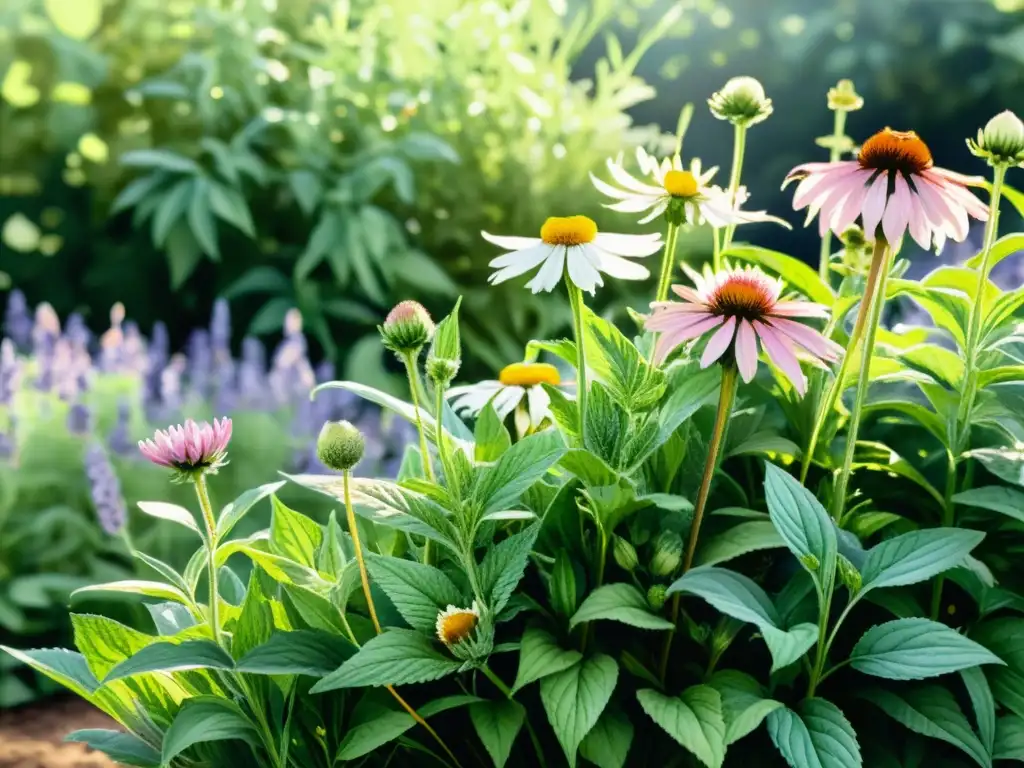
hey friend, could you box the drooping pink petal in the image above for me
[882,173,912,245]
[700,316,737,368]
[653,315,725,364]
[734,320,758,382]
[645,307,715,332]
[913,175,964,242]
[905,188,933,251]
[927,167,987,188]
[860,172,889,239]
[770,301,830,318]
[829,173,872,234]
[754,321,807,395]
[670,284,705,304]
[766,316,843,363]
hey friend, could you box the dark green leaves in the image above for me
[474,430,565,515]
[637,686,726,768]
[764,463,837,588]
[161,697,258,764]
[512,628,582,693]
[479,524,541,614]
[235,631,355,676]
[470,699,526,768]
[569,583,674,631]
[65,730,161,767]
[953,486,1024,524]
[311,629,461,691]
[366,554,463,631]
[850,619,1004,680]
[860,529,984,592]
[766,698,861,768]
[709,670,783,745]
[540,654,618,768]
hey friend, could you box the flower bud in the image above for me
[426,298,462,386]
[826,79,863,112]
[612,536,638,572]
[379,300,435,356]
[708,76,773,127]
[647,584,667,611]
[316,420,365,471]
[800,553,821,572]
[969,110,1024,167]
[837,554,862,593]
[649,531,684,577]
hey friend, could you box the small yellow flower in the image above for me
[539,216,598,246]
[498,362,561,388]
[436,602,480,646]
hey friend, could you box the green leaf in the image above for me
[659,365,721,439]
[969,447,1024,487]
[133,552,189,596]
[365,554,463,632]
[582,304,666,410]
[65,730,161,767]
[860,529,984,592]
[569,583,674,631]
[428,295,462,369]
[559,449,619,486]
[766,698,861,768]
[310,629,461,691]
[965,232,1024,270]
[110,173,167,215]
[208,181,255,237]
[269,496,323,568]
[475,403,512,462]
[961,667,996,757]
[135,501,200,535]
[725,245,835,305]
[540,654,618,768]
[953,486,1024,524]
[187,178,220,259]
[860,685,990,768]
[152,178,193,247]
[231,574,273,660]
[637,686,726,768]
[852,442,944,508]
[995,715,1024,761]
[235,630,355,676]
[217,481,285,539]
[851,619,1004,680]
[0,647,99,699]
[71,580,190,605]
[104,640,234,682]
[512,627,582,693]
[470,699,526,768]
[161,696,258,764]
[474,430,565,515]
[336,695,480,761]
[708,669,783,745]
[479,524,541,615]
[763,462,837,588]
[695,521,785,567]
[579,705,634,768]
[146,603,195,636]
[121,148,200,174]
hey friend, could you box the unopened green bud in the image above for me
[800,553,821,572]
[827,79,863,112]
[316,420,365,471]
[647,584,667,611]
[841,225,867,249]
[837,554,862,593]
[708,76,772,127]
[969,110,1024,168]
[612,536,639,572]
[379,301,434,356]
[425,297,462,386]
[649,531,684,578]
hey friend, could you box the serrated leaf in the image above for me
[365,554,463,632]
[994,715,1024,761]
[231,574,272,660]
[479,524,541,614]
[850,619,1004,680]
[336,695,479,760]
[470,699,525,768]
[540,654,618,768]
[579,705,633,768]
[512,627,582,693]
[235,630,355,676]
[161,697,258,764]
[103,640,233,682]
[310,629,461,691]
[569,583,673,631]
[708,669,783,745]
[767,698,861,768]
[474,430,565,515]
[860,528,984,592]
[71,580,190,605]
[764,462,837,588]
[475,402,512,462]
[695,521,785,567]
[953,486,1024,524]
[961,667,996,756]
[0,647,99,699]
[582,304,666,410]
[637,686,726,768]
[146,603,196,636]
[65,730,161,767]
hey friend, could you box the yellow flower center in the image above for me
[540,216,597,246]
[663,170,699,198]
[438,611,478,645]
[499,362,561,387]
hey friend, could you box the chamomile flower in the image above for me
[591,147,790,229]
[482,216,662,295]
[448,362,570,436]
[436,602,480,647]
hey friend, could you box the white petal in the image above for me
[589,247,651,281]
[492,386,524,419]
[638,202,668,225]
[489,243,554,270]
[593,232,663,257]
[525,247,565,293]
[567,247,603,294]
[590,172,636,200]
[607,158,664,195]
[607,195,661,213]
[527,385,550,427]
[482,232,541,250]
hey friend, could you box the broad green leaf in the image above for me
[187,178,219,259]
[0,647,99,699]
[512,627,582,693]
[637,686,726,768]
[979,365,1024,389]
[971,617,1024,671]
[845,511,902,539]
[725,245,835,305]
[120,148,200,175]
[582,304,666,410]
[953,486,1024,524]
[146,603,196,636]
[152,179,193,247]
[559,449,620,486]
[269,496,323,568]
[474,430,565,514]
[217,481,285,539]
[860,529,984,592]
[104,640,235,682]
[310,629,461,691]
[579,705,633,768]
[853,442,944,507]
[862,399,946,445]
[470,699,526,768]
[232,546,327,590]
[961,667,996,757]
[235,630,355,676]
[966,232,1024,271]
[365,554,463,632]
[133,552,190,597]
[70,614,158,680]
[658,365,721,439]
[72,580,190,605]
[708,669,783,745]
[851,619,1004,680]
[695,521,785,567]
[995,715,1024,761]
[969,447,1024,487]
[860,685,990,767]
[208,182,255,237]
[161,697,259,764]
[766,698,861,768]
[135,501,201,535]
[317,511,348,577]
[336,695,480,760]
[569,583,673,631]
[231,574,272,660]
[540,654,618,768]
[65,730,160,767]
[763,462,837,588]
[475,402,512,462]
[479,524,541,614]
[898,344,964,387]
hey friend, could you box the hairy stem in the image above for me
[654,221,681,304]
[434,379,454,487]
[193,474,222,646]
[817,110,848,282]
[720,123,748,257]
[403,351,435,565]
[567,281,588,442]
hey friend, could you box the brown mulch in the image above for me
[0,698,117,768]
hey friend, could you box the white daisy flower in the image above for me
[591,147,791,230]
[436,601,480,647]
[447,362,571,437]
[482,215,662,295]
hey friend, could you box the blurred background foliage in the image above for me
[1,0,1022,383]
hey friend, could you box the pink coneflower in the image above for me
[785,127,988,250]
[138,417,232,479]
[646,265,841,395]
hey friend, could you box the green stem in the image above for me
[403,352,435,565]
[581,530,608,654]
[720,123,748,256]
[931,450,959,620]
[194,474,222,647]
[712,227,723,272]
[567,281,588,442]
[800,244,886,485]
[654,221,681,304]
[434,380,454,486]
[817,110,847,283]
[830,239,891,521]
[807,584,839,699]
[955,164,1007,454]
[659,365,739,684]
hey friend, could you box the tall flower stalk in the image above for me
[567,282,589,438]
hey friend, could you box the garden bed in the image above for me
[0,698,115,768]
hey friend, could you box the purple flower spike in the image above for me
[3,289,32,350]
[138,417,232,481]
[85,442,127,535]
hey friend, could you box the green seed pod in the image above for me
[316,420,365,471]
[612,536,639,572]
[647,584,667,611]
[649,531,684,578]
[708,76,773,127]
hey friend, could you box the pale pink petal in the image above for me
[700,316,737,368]
[645,307,716,332]
[654,315,725,364]
[734,320,758,382]
[754,321,807,395]
[804,167,865,221]
[927,167,987,188]
[914,175,964,242]
[784,161,859,189]
[830,174,872,234]
[882,174,912,245]
[905,188,933,251]
[770,301,830,318]
[671,284,705,304]
[860,172,889,239]
[791,172,835,210]
[766,316,843,363]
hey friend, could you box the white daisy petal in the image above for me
[525,247,566,293]
[526,385,550,428]
[589,247,651,281]
[590,172,638,201]
[488,243,554,270]
[594,232,663,257]
[482,232,541,250]
[638,202,668,225]
[607,196,661,213]
[567,247,603,294]
[607,158,665,195]
[492,386,524,419]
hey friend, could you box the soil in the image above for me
[0,698,117,768]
